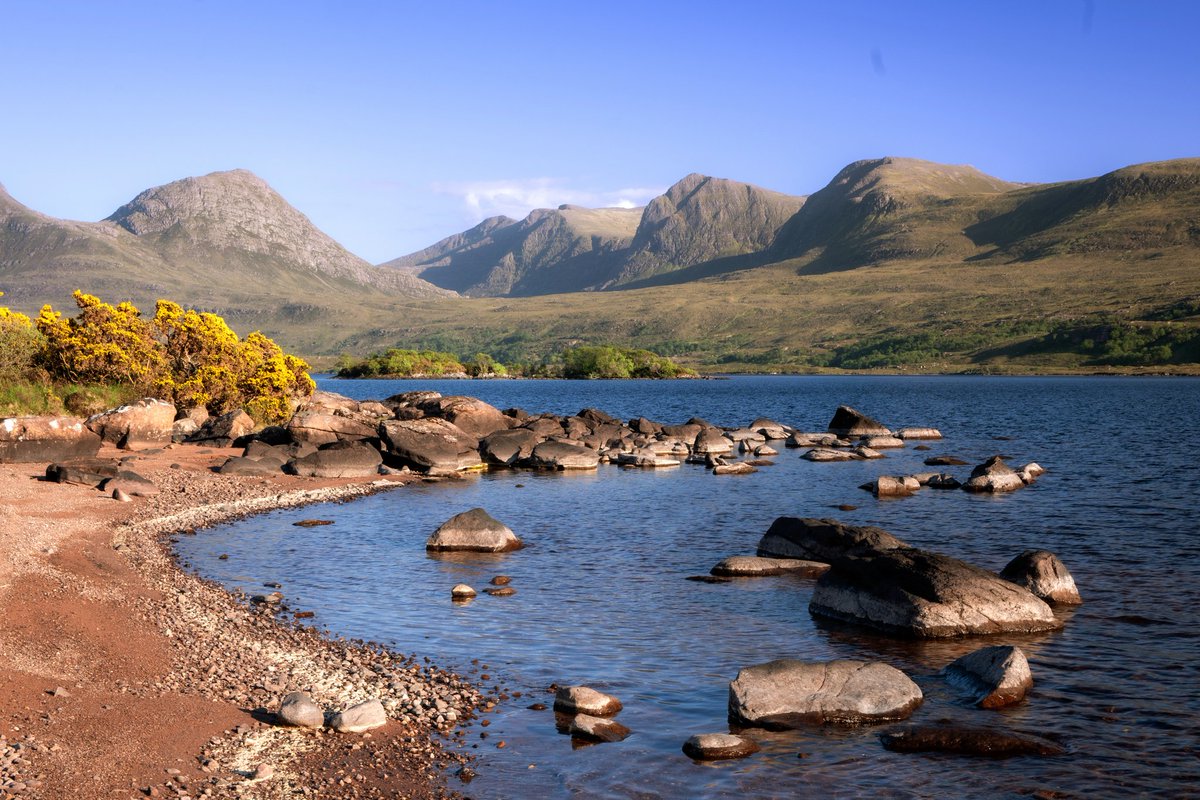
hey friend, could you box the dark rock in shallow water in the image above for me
[728,659,922,728]
[286,440,382,478]
[569,714,630,743]
[756,517,906,563]
[480,427,542,467]
[827,405,891,437]
[880,725,1064,757]
[528,441,599,470]
[1000,550,1082,605]
[711,556,829,578]
[810,546,1061,637]
[924,455,969,466]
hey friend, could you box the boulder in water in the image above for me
[728,659,922,728]
[554,686,622,717]
[999,550,1081,605]
[944,645,1033,709]
[426,508,522,553]
[711,556,829,578]
[827,406,891,437]
[682,733,760,760]
[378,418,481,474]
[528,441,599,470]
[963,456,1026,493]
[756,517,906,563]
[880,725,1064,757]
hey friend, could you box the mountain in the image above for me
[769,157,1020,271]
[382,204,642,296]
[382,173,805,296]
[1,170,452,348]
[605,173,805,287]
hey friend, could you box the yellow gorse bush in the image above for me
[34,291,314,423]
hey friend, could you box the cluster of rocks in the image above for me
[755,517,1081,637]
[1,734,51,797]
[552,686,630,744]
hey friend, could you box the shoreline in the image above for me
[0,443,481,799]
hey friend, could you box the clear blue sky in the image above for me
[1,1,1197,262]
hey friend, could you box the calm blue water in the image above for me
[176,376,1200,798]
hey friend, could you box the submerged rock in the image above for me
[1000,550,1082,605]
[710,556,829,578]
[880,725,1064,757]
[944,645,1033,709]
[728,659,922,728]
[427,508,522,553]
[682,733,760,760]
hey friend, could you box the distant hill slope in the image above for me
[0,170,452,343]
[605,173,805,287]
[768,157,1020,271]
[382,173,805,296]
[382,204,642,296]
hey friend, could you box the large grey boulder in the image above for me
[528,441,599,470]
[0,416,102,463]
[286,441,382,478]
[944,645,1033,709]
[682,733,760,761]
[329,699,387,733]
[423,396,513,439]
[756,517,907,563]
[827,406,890,437]
[1000,550,1082,605]
[277,691,325,728]
[693,428,733,455]
[554,686,622,716]
[286,409,380,446]
[187,409,255,447]
[479,428,542,467]
[86,398,177,449]
[810,547,1062,637]
[963,456,1026,493]
[378,418,481,474]
[427,508,522,553]
[728,659,922,728]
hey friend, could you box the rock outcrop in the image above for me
[86,398,176,449]
[1000,550,1082,605]
[378,418,481,474]
[0,417,102,463]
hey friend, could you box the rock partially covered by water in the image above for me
[682,733,760,761]
[944,645,1033,709]
[897,427,943,440]
[277,691,325,728]
[1000,550,1082,605]
[963,456,1026,493]
[427,508,522,553]
[810,547,1062,637]
[569,714,630,743]
[329,699,387,733]
[378,418,481,474]
[728,659,922,728]
[801,448,859,462]
[713,462,757,476]
[756,517,906,563]
[451,584,477,599]
[479,428,542,466]
[554,686,622,717]
[711,556,829,578]
[880,725,1064,757]
[827,406,891,437]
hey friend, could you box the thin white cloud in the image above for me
[433,178,665,222]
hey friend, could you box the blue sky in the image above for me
[1,1,1197,261]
